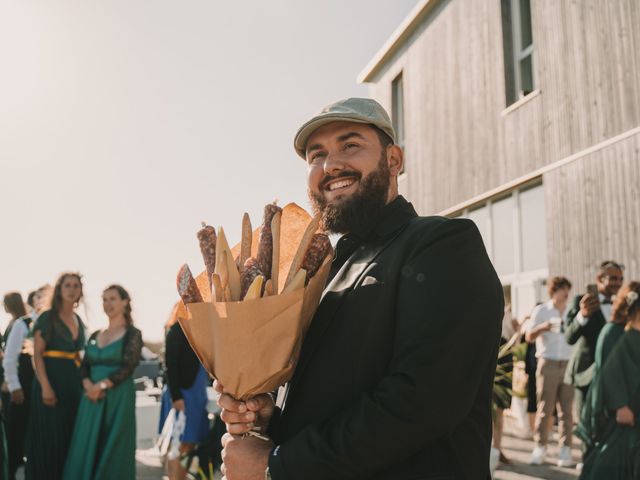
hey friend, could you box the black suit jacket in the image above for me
[165,322,201,401]
[563,294,607,387]
[267,197,503,480]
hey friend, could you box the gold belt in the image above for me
[42,350,81,367]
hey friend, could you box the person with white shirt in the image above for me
[563,260,624,468]
[2,285,50,479]
[526,276,574,467]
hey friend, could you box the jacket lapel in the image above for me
[288,224,410,393]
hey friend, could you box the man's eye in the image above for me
[310,152,325,163]
[344,143,359,150]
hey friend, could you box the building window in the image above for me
[453,182,548,319]
[501,0,535,106]
[454,182,547,278]
[391,72,405,173]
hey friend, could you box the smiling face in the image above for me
[598,267,624,297]
[305,121,403,234]
[102,288,128,319]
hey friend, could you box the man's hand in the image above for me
[215,380,275,435]
[10,389,24,405]
[616,405,635,426]
[173,399,185,412]
[221,433,272,480]
[580,293,600,317]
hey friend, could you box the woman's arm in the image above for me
[33,331,57,406]
[104,328,143,389]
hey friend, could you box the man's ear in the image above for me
[387,145,404,176]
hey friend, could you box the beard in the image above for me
[308,152,391,235]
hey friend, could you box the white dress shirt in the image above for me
[2,315,32,392]
[575,292,613,326]
[527,300,572,361]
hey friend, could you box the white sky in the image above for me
[0,1,419,341]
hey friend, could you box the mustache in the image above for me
[319,170,362,190]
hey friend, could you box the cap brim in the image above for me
[293,113,374,159]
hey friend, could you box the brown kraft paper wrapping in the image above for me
[177,203,332,400]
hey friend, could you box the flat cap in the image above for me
[294,97,395,159]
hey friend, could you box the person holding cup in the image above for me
[525,276,574,467]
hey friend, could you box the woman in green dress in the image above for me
[579,281,640,479]
[63,284,142,480]
[26,273,85,480]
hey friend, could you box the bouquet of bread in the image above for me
[176,202,333,400]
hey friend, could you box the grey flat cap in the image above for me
[294,97,396,159]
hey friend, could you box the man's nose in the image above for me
[323,152,345,175]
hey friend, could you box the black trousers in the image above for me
[6,362,34,480]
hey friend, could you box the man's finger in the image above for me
[246,393,271,411]
[221,432,236,448]
[225,422,254,435]
[218,393,247,413]
[213,379,225,394]
[220,408,255,424]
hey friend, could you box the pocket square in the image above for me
[361,276,382,286]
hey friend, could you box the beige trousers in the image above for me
[534,358,574,447]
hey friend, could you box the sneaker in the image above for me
[557,445,573,467]
[530,445,547,465]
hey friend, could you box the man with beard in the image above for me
[218,98,504,480]
[563,260,624,467]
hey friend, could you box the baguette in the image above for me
[216,227,241,301]
[283,215,320,289]
[239,212,253,272]
[282,268,307,294]
[270,211,282,295]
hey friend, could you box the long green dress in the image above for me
[26,310,85,480]
[63,327,142,480]
[579,328,640,479]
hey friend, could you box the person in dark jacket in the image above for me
[217,98,503,480]
[158,303,210,480]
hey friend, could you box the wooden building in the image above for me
[360,0,640,318]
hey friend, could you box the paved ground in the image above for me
[494,414,582,480]
[17,412,581,479]
[136,416,580,480]
[135,412,584,480]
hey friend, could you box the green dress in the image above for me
[63,327,142,480]
[26,310,85,480]
[579,329,640,479]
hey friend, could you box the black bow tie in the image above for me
[601,298,613,305]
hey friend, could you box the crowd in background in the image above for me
[0,276,222,480]
[0,273,143,480]
[493,260,640,479]
[3,262,637,479]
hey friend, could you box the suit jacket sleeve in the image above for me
[564,295,583,345]
[165,324,185,401]
[269,219,503,480]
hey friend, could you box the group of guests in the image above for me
[495,260,640,478]
[0,272,143,480]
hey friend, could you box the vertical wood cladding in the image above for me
[367,0,640,216]
[543,134,640,293]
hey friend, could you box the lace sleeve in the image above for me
[108,327,143,387]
